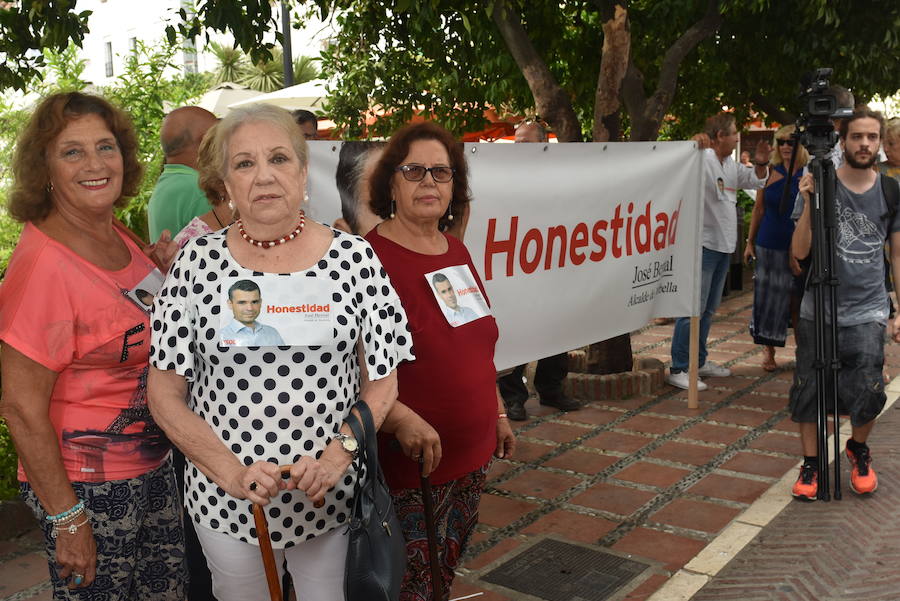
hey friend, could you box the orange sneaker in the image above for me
[846,443,878,494]
[792,463,818,501]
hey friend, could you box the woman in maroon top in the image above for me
[366,121,516,600]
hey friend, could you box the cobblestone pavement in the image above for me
[3,283,900,601]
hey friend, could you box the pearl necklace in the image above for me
[237,211,305,249]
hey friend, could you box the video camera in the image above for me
[796,68,853,157]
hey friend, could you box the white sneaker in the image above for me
[698,361,731,378]
[666,371,708,391]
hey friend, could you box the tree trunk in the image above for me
[592,1,630,142]
[621,0,723,141]
[491,1,583,142]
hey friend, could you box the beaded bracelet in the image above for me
[46,501,84,523]
[53,507,86,527]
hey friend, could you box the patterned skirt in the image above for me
[750,245,800,347]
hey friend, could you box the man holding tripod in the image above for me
[790,107,900,500]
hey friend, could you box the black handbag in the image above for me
[343,400,407,601]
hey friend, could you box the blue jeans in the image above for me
[670,247,731,373]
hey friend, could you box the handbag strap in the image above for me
[344,400,379,500]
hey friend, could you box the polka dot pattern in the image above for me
[150,227,414,548]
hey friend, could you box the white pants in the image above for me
[195,524,348,601]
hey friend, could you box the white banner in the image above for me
[306,140,703,371]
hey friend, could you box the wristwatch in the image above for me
[335,433,359,459]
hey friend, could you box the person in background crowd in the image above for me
[880,117,900,181]
[496,120,583,421]
[148,103,412,601]
[365,121,515,600]
[0,91,187,600]
[148,106,218,241]
[333,140,386,236]
[789,107,900,500]
[172,122,236,251]
[744,125,810,371]
[666,112,771,391]
[740,150,752,166]
[292,109,319,140]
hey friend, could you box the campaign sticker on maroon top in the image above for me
[424,264,491,327]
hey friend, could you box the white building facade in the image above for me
[77,0,330,86]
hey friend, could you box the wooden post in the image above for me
[688,315,700,409]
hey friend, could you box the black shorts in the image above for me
[789,319,886,427]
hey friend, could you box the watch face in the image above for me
[343,437,359,452]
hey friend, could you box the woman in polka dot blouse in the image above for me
[147,104,414,601]
[365,121,517,600]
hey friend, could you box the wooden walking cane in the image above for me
[419,460,443,601]
[252,465,325,601]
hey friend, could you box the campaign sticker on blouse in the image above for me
[218,276,335,347]
[425,264,491,327]
[125,268,165,313]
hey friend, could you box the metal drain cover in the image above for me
[482,538,651,601]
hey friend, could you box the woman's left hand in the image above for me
[144,230,179,272]
[286,456,345,506]
[495,418,516,459]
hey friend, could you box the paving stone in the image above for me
[494,469,583,499]
[562,406,623,426]
[650,498,742,533]
[648,441,722,466]
[748,432,800,455]
[650,398,717,417]
[543,449,620,474]
[619,414,684,435]
[521,509,617,543]
[731,394,790,411]
[0,552,48,598]
[569,483,656,517]
[508,439,557,463]
[708,407,772,427]
[584,431,653,454]
[614,461,691,488]
[687,473,772,504]
[525,421,593,443]
[487,460,515,481]
[680,423,747,445]
[612,527,708,572]
[450,576,513,600]
[720,451,798,478]
[476,494,540,527]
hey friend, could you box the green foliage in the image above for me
[0,0,91,91]
[169,0,280,66]
[293,55,320,84]
[0,419,18,501]
[240,48,285,92]
[102,40,206,238]
[208,41,249,84]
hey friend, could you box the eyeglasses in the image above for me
[395,164,455,183]
[776,139,796,147]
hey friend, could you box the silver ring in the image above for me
[249,481,258,492]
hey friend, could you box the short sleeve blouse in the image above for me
[149,226,414,548]
[0,223,169,483]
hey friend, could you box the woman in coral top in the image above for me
[365,121,516,600]
[0,92,186,599]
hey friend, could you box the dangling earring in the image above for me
[304,190,309,204]
[390,198,396,219]
[446,204,454,221]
